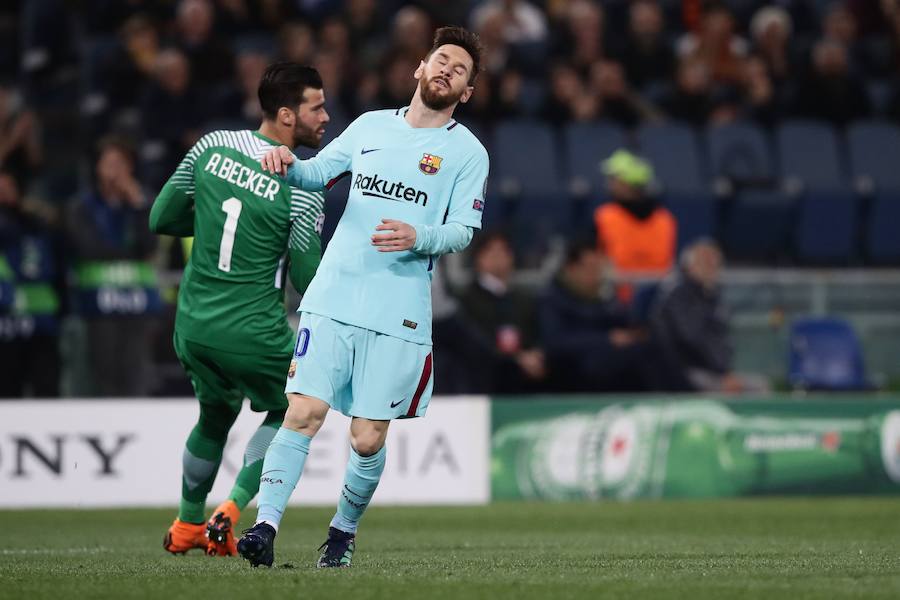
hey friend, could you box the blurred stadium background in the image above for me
[2,0,900,597]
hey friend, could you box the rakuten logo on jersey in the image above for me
[353,173,428,206]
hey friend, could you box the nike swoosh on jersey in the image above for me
[361,147,382,154]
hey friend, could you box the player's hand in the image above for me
[372,219,417,252]
[260,145,295,177]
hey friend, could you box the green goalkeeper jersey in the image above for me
[150,130,324,354]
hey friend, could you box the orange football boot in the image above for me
[164,519,208,554]
[206,500,240,556]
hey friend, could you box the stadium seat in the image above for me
[563,121,628,200]
[492,120,561,199]
[722,189,793,260]
[636,123,706,193]
[706,121,775,187]
[847,120,900,192]
[491,120,565,254]
[662,190,717,251]
[788,317,869,390]
[776,120,846,191]
[867,191,900,264]
[794,189,857,264]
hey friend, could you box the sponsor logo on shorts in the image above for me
[403,319,418,330]
[390,397,406,408]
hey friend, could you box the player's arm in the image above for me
[286,191,324,294]
[149,138,207,236]
[261,116,362,190]
[372,146,489,255]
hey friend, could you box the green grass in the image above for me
[1,499,899,599]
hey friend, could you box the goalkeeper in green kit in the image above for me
[149,63,330,556]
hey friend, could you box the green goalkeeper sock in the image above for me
[228,410,284,510]
[178,405,239,524]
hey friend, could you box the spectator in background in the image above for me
[216,48,271,128]
[539,240,657,392]
[739,56,783,127]
[471,0,549,47]
[85,14,162,128]
[67,137,160,397]
[540,62,595,124]
[588,59,661,127]
[174,0,233,86]
[344,0,387,68]
[821,2,875,76]
[792,39,871,125]
[650,239,770,393]
[391,5,434,63]
[0,169,62,397]
[278,21,316,65]
[376,51,421,109]
[555,0,606,72]
[431,264,489,395]
[750,6,794,86]
[0,84,42,189]
[594,150,677,290]
[140,48,202,188]
[660,57,715,125]
[615,0,675,90]
[459,232,546,393]
[677,3,748,86]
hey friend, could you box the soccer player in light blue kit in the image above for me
[237,26,488,568]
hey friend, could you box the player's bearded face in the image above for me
[292,88,329,149]
[417,47,473,111]
[420,73,466,110]
[292,111,322,148]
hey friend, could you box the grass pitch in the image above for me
[1,499,898,599]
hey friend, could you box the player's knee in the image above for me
[283,393,328,435]
[350,431,384,457]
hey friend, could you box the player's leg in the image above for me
[316,330,433,568]
[317,417,389,568]
[206,343,295,556]
[165,333,243,555]
[237,393,329,566]
[238,313,353,567]
[256,393,330,526]
[206,408,285,556]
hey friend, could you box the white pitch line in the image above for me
[1,546,111,555]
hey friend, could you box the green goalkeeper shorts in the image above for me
[173,331,291,413]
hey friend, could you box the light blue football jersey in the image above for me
[287,108,489,344]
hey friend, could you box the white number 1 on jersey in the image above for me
[218,197,242,272]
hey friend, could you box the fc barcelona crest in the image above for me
[419,153,443,175]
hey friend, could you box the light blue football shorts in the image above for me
[284,312,434,420]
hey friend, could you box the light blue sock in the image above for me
[255,427,311,531]
[330,445,386,534]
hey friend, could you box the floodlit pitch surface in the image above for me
[1,499,898,599]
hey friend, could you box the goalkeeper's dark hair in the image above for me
[258,62,323,120]
[428,26,483,85]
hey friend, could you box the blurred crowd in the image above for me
[5,0,894,397]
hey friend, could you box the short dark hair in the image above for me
[96,135,136,166]
[564,238,600,267]
[258,62,323,120]
[428,26,483,85]
[471,230,512,258]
